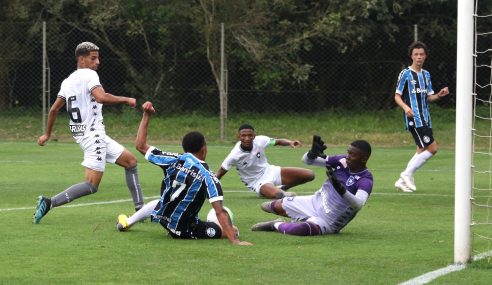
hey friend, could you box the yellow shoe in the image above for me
[116,214,130,232]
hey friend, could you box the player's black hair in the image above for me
[238,124,254,131]
[350,140,372,157]
[408,41,428,58]
[75,42,99,58]
[182,131,206,153]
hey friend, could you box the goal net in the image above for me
[455,0,492,264]
[471,0,492,261]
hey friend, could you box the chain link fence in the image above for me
[0,22,456,117]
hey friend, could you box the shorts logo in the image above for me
[423,136,431,143]
[408,121,414,127]
[206,227,216,237]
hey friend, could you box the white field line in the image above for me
[4,189,492,284]
[1,195,159,212]
[398,250,492,285]
[0,191,455,212]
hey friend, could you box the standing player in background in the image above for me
[116,101,252,246]
[33,42,144,224]
[394,41,449,193]
[251,136,373,236]
[215,124,315,199]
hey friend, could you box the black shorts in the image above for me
[160,219,222,239]
[409,126,434,148]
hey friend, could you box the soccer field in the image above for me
[0,141,490,284]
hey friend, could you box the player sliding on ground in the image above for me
[215,124,315,199]
[251,137,373,236]
[116,101,252,246]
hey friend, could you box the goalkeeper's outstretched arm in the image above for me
[302,152,327,167]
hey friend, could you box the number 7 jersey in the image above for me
[145,146,224,234]
[58,68,104,143]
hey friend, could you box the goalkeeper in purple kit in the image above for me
[251,136,373,236]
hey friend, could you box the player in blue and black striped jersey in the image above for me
[394,41,449,193]
[116,101,251,246]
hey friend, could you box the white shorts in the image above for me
[247,165,282,196]
[281,191,332,234]
[78,134,124,172]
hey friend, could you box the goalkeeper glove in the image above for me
[307,135,327,160]
[326,166,346,196]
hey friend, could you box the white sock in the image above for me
[405,150,433,176]
[127,199,159,226]
[273,222,283,230]
[404,152,419,172]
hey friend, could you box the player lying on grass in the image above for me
[215,124,315,199]
[116,101,252,246]
[251,137,373,236]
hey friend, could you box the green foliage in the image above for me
[0,0,458,109]
[0,107,457,148]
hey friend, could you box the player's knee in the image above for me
[85,182,98,194]
[306,169,315,181]
[432,145,438,155]
[428,145,438,155]
[119,150,138,167]
[125,164,138,172]
[274,190,286,199]
[127,156,138,167]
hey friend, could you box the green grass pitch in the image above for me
[0,141,491,284]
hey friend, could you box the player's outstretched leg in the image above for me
[277,221,321,236]
[116,214,130,232]
[251,218,284,231]
[33,196,52,224]
[116,199,159,232]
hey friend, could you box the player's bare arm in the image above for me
[91,86,136,107]
[135,101,155,155]
[428,87,450,102]
[394,93,414,118]
[38,97,66,146]
[215,167,228,179]
[275,138,301,148]
[212,201,252,246]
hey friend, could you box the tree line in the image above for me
[0,1,471,113]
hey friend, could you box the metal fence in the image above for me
[0,22,456,116]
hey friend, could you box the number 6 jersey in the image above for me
[57,68,104,143]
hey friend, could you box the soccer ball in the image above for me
[206,206,234,225]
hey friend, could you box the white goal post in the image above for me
[454,0,474,264]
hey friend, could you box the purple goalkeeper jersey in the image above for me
[326,155,373,195]
[316,155,373,233]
